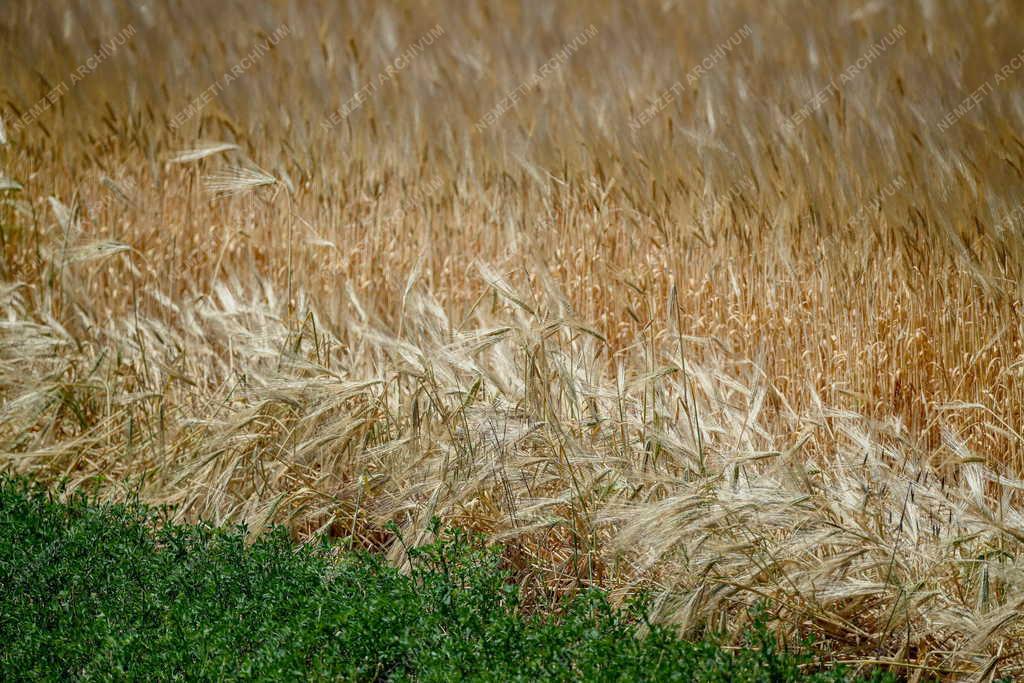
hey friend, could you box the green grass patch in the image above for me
[0,479,894,681]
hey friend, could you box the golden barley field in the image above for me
[3,0,1024,677]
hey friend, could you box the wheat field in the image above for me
[3,0,1024,677]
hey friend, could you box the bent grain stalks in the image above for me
[2,243,1023,676]
[3,0,1024,678]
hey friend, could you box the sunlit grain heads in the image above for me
[2,1,1024,676]
[203,165,278,197]
[168,142,240,164]
[0,174,22,192]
